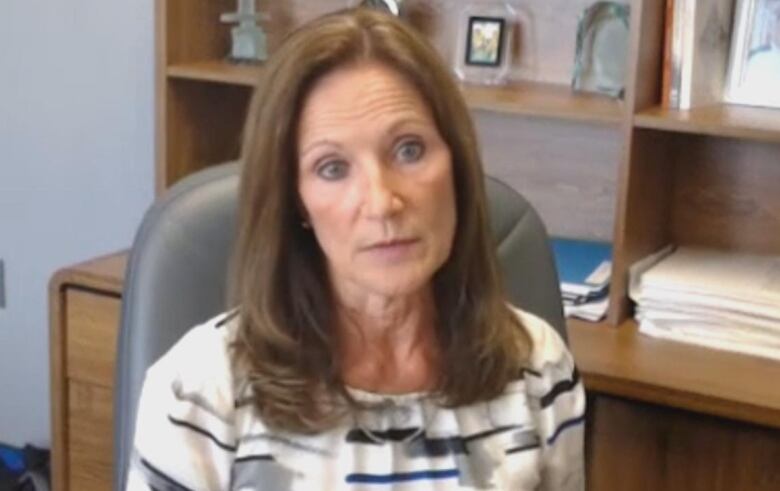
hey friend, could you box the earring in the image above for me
[301,220,311,229]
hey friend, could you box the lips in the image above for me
[363,238,419,251]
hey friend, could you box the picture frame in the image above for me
[725,0,780,108]
[453,2,515,85]
[465,16,506,67]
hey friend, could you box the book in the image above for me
[661,0,675,107]
[669,0,735,109]
[551,238,612,296]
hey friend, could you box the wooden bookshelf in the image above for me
[634,104,780,143]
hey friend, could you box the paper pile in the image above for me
[551,238,612,322]
[630,246,780,360]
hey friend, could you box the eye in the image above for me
[316,160,349,181]
[395,139,425,164]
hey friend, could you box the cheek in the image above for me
[421,157,457,258]
[299,182,356,261]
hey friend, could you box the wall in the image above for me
[0,0,154,446]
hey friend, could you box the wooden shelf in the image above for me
[568,318,780,429]
[634,104,780,144]
[167,60,263,87]
[461,81,625,125]
[166,60,625,125]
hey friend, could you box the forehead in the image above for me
[297,61,434,140]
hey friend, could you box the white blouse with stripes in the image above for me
[127,307,585,490]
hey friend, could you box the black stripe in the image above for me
[346,428,469,456]
[346,427,420,444]
[235,454,274,464]
[547,413,586,445]
[215,309,239,328]
[463,424,521,443]
[167,415,237,452]
[540,367,580,408]
[140,457,195,491]
[522,368,542,378]
[506,442,541,455]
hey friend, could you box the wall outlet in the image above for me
[0,259,5,309]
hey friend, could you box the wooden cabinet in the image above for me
[49,253,780,491]
[49,253,125,491]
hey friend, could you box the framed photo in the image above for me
[725,0,780,108]
[453,2,515,85]
[465,16,506,67]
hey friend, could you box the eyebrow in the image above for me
[299,115,434,160]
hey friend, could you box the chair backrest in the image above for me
[113,162,564,490]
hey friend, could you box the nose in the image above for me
[362,163,403,220]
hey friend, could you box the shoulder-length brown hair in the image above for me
[229,8,531,433]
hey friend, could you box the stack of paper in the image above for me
[551,238,612,322]
[630,246,780,361]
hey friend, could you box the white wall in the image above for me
[0,0,154,446]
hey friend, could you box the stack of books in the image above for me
[551,238,612,322]
[630,246,780,361]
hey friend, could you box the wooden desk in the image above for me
[50,252,780,491]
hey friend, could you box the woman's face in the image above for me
[296,61,457,299]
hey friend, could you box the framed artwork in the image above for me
[453,2,515,85]
[465,16,506,67]
[725,0,780,108]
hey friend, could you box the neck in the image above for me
[333,282,440,393]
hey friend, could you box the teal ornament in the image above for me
[221,0,268,63]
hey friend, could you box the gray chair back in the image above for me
[113,162,564,490]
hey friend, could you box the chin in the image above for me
[359,271,433,298]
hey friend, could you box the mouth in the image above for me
[363,238,420,251]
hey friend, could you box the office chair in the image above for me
[113,162,564,490]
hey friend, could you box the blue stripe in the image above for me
[547,413,586,446]
[346,468,460,484]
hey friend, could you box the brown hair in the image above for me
[229,8,532,433]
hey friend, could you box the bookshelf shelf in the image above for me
[568,318,780,429]
[167,60,262,87]
[461,81,625,125]
[634,104,780,144]
[166,61,625,126]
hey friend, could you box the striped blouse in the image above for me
[126,307,585,490]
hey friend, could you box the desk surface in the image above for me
[57,251,780,429]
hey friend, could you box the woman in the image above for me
[128,8,585,491]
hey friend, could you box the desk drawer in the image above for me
[65,289,120,387]
[67,380,114,491]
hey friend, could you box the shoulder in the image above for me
[508,306,570,373]
[144,309,242,408]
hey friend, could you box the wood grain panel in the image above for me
[671,136,780,254]
[475,111,621,241]
[609,127,675,322]
[65,289,121,387]
[165,0,234,64]
[67,381,114,491]
[163,81,252,191]
[588,395,780,491]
